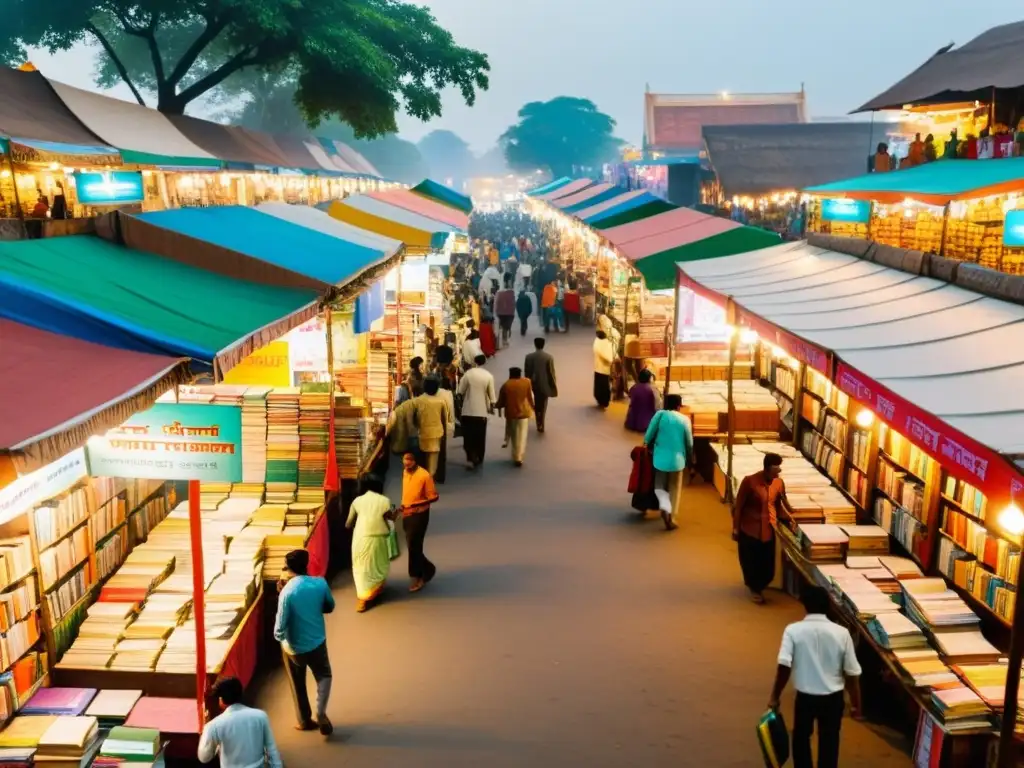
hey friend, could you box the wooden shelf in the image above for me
[43,556,89,594]
[878,450,926,483]
[0,569,37,594]
[36,516,90,555]
[801,419,846,453]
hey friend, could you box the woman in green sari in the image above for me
[346,477,397,613]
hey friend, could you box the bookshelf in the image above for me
[798,368,850,495]
[935,475,1018,626]
[756,345,797,438]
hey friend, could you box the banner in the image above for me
[74,170,145,205]
[0,449,86,526]
[223,341,291,387]
[86,403,242,482]
[821,198,870,224]
[1004,210,1024,246]
[286,319,328,373]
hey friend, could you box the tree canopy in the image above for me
[501,97,622,179]
[2,0,490,137]
[417,130,476,184]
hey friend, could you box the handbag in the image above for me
[756,708,790,767]
[387,522,400,560]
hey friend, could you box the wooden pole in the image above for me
[188,480,207,724]
[395,253,405,387]
[939,203,951,258]
[725,299,738,504]
[663,278,680,400]
[5,151,27,238]
[997,555,1024,768]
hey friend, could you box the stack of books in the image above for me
[932,631,1001,665]
[58,602,137,669]
[84,690,142,729]
[241,386,271,484]
[297,386,332,503]
[867,612,928,650]
[266,388,301,504]
[841,525,890,556]
[34,716,100,768]
[123,698,200,736]
[0,715,57,749]
[953,664,1009,708]
[98,726,160,764]
[21,688,96,716]
[798,525,849,562]
[893,648,959,687]
[902,579,980,631]
[931,685,992,730]
[109,639,164,671]
[335,398,367,480]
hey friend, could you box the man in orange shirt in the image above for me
[496,367,535,467]
[400,452,439,592]
[541,281,557,333]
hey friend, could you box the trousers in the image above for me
[507,417,529,462]
[403,510,436,582]
[283,641,332,724]
[793,690,844,768]
[534,393,549,430]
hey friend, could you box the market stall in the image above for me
[676,238,1024,766]
[410,179,474,214]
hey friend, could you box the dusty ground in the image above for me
[256,323,911,767]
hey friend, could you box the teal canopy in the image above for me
[411,179,473,213]
[527,177,572,196]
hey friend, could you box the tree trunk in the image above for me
[158,94,187,115]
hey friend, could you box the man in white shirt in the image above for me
[461,330,484,372]
[515,260,533,293]
[768,586,862,768]
[592,330,615,410]
[199,677,283,768]
[457,354,496,469]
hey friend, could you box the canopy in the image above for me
[0,67,114,148]
[256,202,401,256]
[367,189,469,230]
[269,134,328,172]
[47,79,218,166]
[328,196,455,250]
[586,198,677,229]
[552,183,614,210]
[562,185,627,214]
[0,319,191,472]
[166,115,292,168]
[702,123,887,197]
[600,207,721,247]
[579,190,663,224]
[535,178,592,201]
[315,139,361,174]
[331,141,381,177]
[135,206,394,288]
[0,235,319,374]
[676,241,1024,503]
[856,21,1024,112]
[527,177,572,196]
[632,228,777,291]
[805,157,1024,205]
[411,179,473,213]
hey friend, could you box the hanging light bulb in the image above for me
[739,328,758,345]
[998,503,1024,537]
[855,410,875,428]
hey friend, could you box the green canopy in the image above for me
[120,148,222,169]
[590,199,677,229]
[805,156,1024,205]
[0,235,319,374]
[634,227,781,291]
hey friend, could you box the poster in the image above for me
[286,318,328,373]
[821,198,871,224]
[0,449,86,526]
[223,341,290,387]
[86,403,242,482]
[331,312,360,366]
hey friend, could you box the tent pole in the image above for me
[663,278,680,400]
[5,152,27,238]
[997,555,1024,768]
[939,203,951,258]
[188,479,208,724]
[725,299,737,505]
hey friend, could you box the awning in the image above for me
[855,21,1024,112]
[0,67,113,148]
[562,185,627,214]
[331,141,381,177]
[328,196,455,250]
[0,235,319,375]
[577,190,661,223]
[315,139,361,174]
[411,179,473,213]
[616,218,741,262]
[676,240,1024,505]
[0,319,191,472]
[367,189,469,230]
[586,198,677,229]
[270,134,327,172]
[599,207,722,247]
[552,182,614,210]
[527,177,572,196]
[256,202,401,257]
[135,206,394,288]
[46,79,218,165]
[535,178,592,201]
[635,229,778,291]
[805,157,1024,205]
[166,114,292,168]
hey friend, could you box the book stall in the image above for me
[677,236,1024,767]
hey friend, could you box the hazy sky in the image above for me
[25,2,1024,151]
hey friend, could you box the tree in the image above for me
[3,0,490,137]
[417,130,475,184]
[501,97,623,179]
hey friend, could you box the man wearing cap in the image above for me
[274,549,335,736]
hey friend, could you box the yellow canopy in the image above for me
[327,198,454,251]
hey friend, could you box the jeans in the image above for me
[283,641,332,724]
[793,690,844,768]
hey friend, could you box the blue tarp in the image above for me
[526,177,572,196]
[138,206,387,287]
[355,281,385,333]
[562,186,627,214]
[582,191,662,224]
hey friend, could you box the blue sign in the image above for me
[1005,210,1024,247]
[74,170,145,205]
[86,403,242,482]
[821,198,871,224]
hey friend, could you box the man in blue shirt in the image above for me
[274,549,335,735]
[199,677,283,768]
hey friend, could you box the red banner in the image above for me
[836,362,1023,509]
[306,513,330,578]
[218,594,263,688]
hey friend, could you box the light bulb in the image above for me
[998,503,1024,537]
[855,410,874,428]
[739,328,759,345]
[786,357,800,371]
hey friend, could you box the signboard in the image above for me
[86,403,242,482]
[1004,209,1024,246]
[223,341,291,387]
[820,198,870,224]
[0,449,87,526]
[286,319,328,373]
[74,171,145,205]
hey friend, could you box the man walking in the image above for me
[199,677,283,768]
[541,281,557,333]
[494,276,516,349]
[516,289,533,337]
[412,377,449,478]
[524,337,557,433]
[274,549,335,736]
[768,585,863,768]
[457,354,496,470]
[592,330,615,409]
[496,367,535,467]
[401,452,439,592]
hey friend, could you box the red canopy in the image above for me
[367,189,469,230]
[0,320,190,472]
